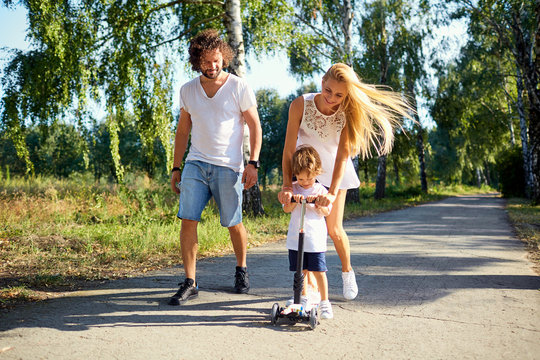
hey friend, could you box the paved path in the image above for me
[1,194,539,359]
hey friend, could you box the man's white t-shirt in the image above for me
[179,73,257,172]
[286,182,330,253]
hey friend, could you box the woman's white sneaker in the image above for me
[319,300,333,319]
[342,270,358,300]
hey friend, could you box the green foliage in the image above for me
[0,115,169,180]
[255,88,289,187]
[242,0,294,56]
[496,147,526,198]
[429,36,514,185]
[286,0,358,75]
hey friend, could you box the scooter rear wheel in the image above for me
[309,307,318,330]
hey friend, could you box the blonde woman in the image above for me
[278,63,413,300]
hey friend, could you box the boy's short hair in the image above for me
[291,145,323,177]
[188,29,234,72]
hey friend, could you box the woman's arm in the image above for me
[278,96,304,205]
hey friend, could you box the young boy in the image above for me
[282,145,333,319]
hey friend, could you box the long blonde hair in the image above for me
[323,63,414,159]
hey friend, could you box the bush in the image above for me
[496,147,526,198]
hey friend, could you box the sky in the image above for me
[0,4,468,128]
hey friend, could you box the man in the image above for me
[168,29,262,306]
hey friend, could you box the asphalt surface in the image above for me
[1,194,539,359]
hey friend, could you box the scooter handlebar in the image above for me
[290,197,316,204]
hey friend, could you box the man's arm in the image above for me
[241,105,262,189]
[170,108,192,194]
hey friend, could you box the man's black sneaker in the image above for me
[234,266,250,294]
[168,278,198,305]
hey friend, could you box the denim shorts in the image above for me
[177,160,243,227]
[288,250,327,272]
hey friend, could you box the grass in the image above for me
[0,174,512,309]
[505,198,540,272]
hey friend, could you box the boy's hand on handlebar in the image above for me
[305,195,318,204]
[292,194,304,203]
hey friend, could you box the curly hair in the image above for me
[291,145,323,178]
[188,29,234,72]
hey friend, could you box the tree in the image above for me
[430,41,514,185]
[457,0,539,202]
[357,0,430,198]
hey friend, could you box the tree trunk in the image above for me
[224,0,264,215]
[407,82,428,193]
[476,168,482,188]
[392,155,400,185]
[512,6,540,203]
[363,160,369,183]
[516,64,532,197]
[342,0,353,65]
[417,128,428,192]
[343,0,360,203]
[374,155,387,200]
[374,13,388,200]
[502,66,516,146]
[346,156,360,203]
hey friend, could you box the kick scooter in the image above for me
[270,197,318,330]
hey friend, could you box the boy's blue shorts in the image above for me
[288,250,327,272]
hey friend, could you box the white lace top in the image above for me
[296,93,360,189]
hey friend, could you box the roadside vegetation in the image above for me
[0,174,502,310]
[505,198,540,273]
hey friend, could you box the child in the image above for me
[282,145,333,319]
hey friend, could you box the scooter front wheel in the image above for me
[270,303,280,325]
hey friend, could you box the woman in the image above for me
[278,63,413,300]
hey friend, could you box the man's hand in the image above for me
[242,164,258,189]
[171,170,181,194]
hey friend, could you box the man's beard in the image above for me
[202,68,221,79]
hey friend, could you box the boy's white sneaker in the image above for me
[285,295,309,309]
[319,300,333,319]
[342,270,358,300]
[307,287,321,309]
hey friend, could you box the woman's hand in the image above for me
[278,187,293,205]
[316,192,336,207]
